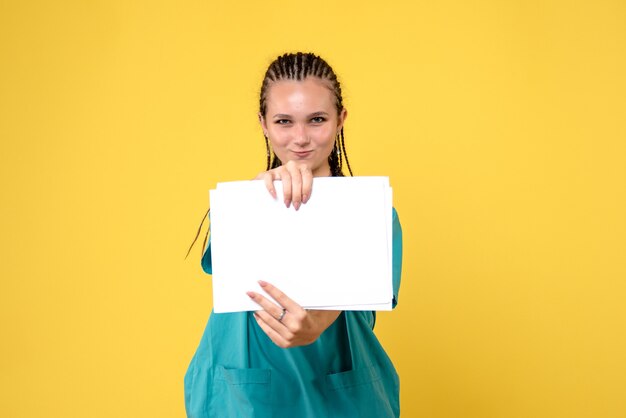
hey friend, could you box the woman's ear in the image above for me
[337,108,348,131]
[258,112,268,136]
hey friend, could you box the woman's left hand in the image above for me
[247,280,341,348]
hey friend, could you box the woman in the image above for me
[185,52,403,418]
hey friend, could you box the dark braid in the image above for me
[264,134,271,171]
[339,128,352,176]
[260,52,353,177]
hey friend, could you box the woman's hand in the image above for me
[247,280,341,348]
[254,161,313,210]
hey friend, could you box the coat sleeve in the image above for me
[201,235,212,275]
[391,208,403,308]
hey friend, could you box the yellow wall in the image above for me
[1,1,624,417]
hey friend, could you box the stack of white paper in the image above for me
[209,177,393,313]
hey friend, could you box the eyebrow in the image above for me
[272,111,330,119]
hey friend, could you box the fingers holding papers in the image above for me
[255,161,313,210]
[247,280,341,348]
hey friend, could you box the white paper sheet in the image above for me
[209,177,393,313]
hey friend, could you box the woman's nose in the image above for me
[293,124,310,145]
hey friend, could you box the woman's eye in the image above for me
[311,117,326,123]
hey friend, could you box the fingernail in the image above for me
[302,194,308,204]
[246,291,255,298]
[258,280,268,287]
[294,202,301,211]
[285,200,291,208]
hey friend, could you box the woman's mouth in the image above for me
[292,150,313,158]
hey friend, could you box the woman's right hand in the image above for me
[254,161,313,210]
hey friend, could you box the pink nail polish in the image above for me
[258,280,268,287]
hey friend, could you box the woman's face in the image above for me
[260,77,347,177]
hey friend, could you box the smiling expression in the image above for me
[260,77,347,177]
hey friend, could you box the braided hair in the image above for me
[260,52,353,177]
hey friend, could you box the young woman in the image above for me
[184,52,403,418]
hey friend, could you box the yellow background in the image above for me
[1,0,625,417]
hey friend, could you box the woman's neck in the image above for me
[312,164,332,178]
